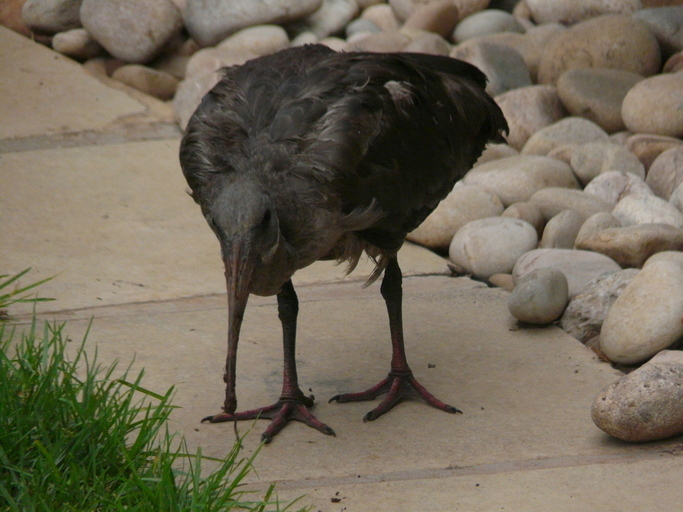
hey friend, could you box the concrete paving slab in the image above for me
[26,277,675,487]
[0,27,149,140]
[1,140,450,314]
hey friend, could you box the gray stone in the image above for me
[537,15,661,85]
[626,133,683,172]
[402,30,451,56]
[288,0,359,39]
[501,201,545,237]
[450,40,531,96]
[403,0,460,38]
[453,9,525,43]
[574,212,622,246]
[345,17,380,38]
[449,217,538,279]
[612,195,683,228]
[183,0,320,47]
[622,72,683,138]
[111,64,179,101]
[52,28,105,60]
[407,183,504,251]
[645,147,683,201]
[494,85,567,151]
[560,268,639,342]
[526,0,642,25]
[583,171,653,208]
[521,117,609,156]
[600,251,683,364]
[464,155,579,206]
[22,0,82,33]
[81,0,183,64]
[634,6,683,56]
[556,67,644,134]
[592,354,683,442]
[529,187,613,221]
[575,223,683,268]
[513,248,622,298]
[508,267,569,324]
[569,143,645,186]
[539,209,583,249]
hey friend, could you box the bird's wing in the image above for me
[291,51,508,252]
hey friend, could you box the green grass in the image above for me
[0,269,54,322]
[0,271,304,512]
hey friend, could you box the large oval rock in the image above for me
[508,267,569,324]
[626,134,683,172]
[634,6,683,56]
[450,40,532,96]
[449,217,538,279]
[575,223,683,268]
[537,15,661,85]
[184,0,320,47]
[453,9,525,43]
[81,0,183,64]
[592,351,683,442]
[600,251,683,364]
[407,183,504,251]
[23,0,82,33]
[622,73,683,138]
[521,117,609,156]
[539,209,583,249]
[583,171,653,207]
[612,195,683,228]
[513,248,622,298]
[403,0,460,38]
[645,147,683,200]
[569,143,645,186]
[495,85,567,151]
[529,187,613,221]
[502,201,545,237]
[556,67,644,134]
[463,155,579,206]
[560,268,639,342]
[575,212,622,246]
[526,0,642,25]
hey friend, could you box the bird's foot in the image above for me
[202,395,336,443]
[329,371,461,422]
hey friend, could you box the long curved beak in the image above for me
[221,237,255,415]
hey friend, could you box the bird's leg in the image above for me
[204,280,335,443]
[330,257,461,421]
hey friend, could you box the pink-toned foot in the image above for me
[202,396,336,443]
[329,371,461,422]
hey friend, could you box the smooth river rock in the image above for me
[626,133,683,172]
[407,183,504,251]
[575,223,683,268]
[494,85,567,150]
[183,0,321,47]
[612,195,683,228]
[622,73,683,138]
[528,187,613,221]
[526,0,642,25]
[507,267,569,324]
[22,0,82,33]
[512,248,622,298]
[600,251,683,364]
[453,8,525,43]
[583,171,653,207]
[645,147,683,200]
[539,209,583,249]
[449,217,538,279]
[570,143,645,186]
[592,350,683,442]
[501,201,545,236]
[633,6,683,56]
[537,15,661,85]
[521,117,609,156]
[463,155,579,206]
[560,268,639,343]
[81,0,183,63]
[556,67,644,134]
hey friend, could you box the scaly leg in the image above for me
[204,280,335,443]
[330,257,461,421]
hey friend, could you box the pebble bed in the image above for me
[9,0,683,442]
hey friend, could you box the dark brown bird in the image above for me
[179,44,507,443]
